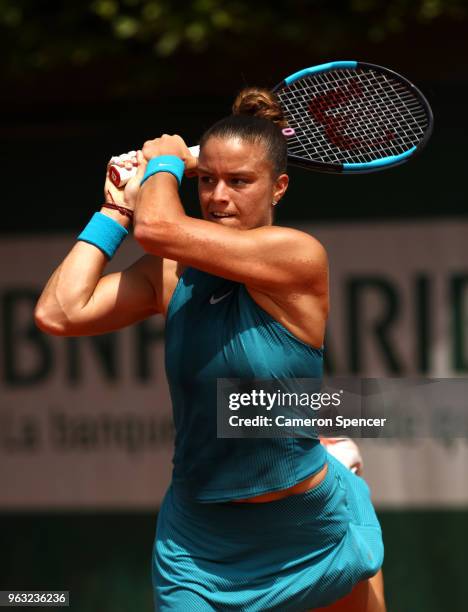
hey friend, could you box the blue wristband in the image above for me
[141,155,185,186]
[77,212,128,259]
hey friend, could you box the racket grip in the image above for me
[109,145,200,187]
[109,165,135,188]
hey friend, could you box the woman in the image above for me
[35,88,385,611]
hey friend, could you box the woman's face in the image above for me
[197,136,288,230]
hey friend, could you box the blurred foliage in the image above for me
[1,0,466,76]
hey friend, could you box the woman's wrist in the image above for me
[141,155,185,186]
[78,212,129,259]
[99,204,133,229]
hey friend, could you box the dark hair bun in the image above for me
[232,87,288,129]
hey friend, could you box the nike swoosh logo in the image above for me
[209,289,234,305]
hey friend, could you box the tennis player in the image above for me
[35,88,385,611]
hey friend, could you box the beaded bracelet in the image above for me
[101,202,134,220]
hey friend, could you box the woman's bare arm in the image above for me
[34,152,162,337]
[34,238,162,336]
[133,136,328,297]
[134,178,328,297]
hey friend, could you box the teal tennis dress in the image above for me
[153,267,383,611]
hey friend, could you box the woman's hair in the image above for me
[199,87,288,176]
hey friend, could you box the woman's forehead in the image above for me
[199,136,270,173]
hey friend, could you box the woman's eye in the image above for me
[231,178,247,185]
[200,176,214,184]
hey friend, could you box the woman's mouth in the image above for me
[210,212,235,219]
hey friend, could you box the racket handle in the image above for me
[109,145,200,187]
[108,165,135,188]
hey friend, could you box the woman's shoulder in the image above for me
[276,225,327,254]
[255,224,328,262]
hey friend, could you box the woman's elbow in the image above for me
[133,221,151,248]
[33,304,70,336]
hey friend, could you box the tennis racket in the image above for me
[273,60,433,173]
[110,60,433,185]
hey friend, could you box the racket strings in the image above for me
[277,68,429,165]
[284,71,410,163]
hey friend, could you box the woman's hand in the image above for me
[142,134,198,176]
[104,150,147,209]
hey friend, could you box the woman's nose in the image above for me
[212,180,229,202]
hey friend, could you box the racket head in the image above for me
[273,61,433,174]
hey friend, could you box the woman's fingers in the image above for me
[134,150,147,181]
[108,151,138,169]
[110,139,195,182]
[122,150,147,206]
[142,134,191,160]
[184,154,198,178]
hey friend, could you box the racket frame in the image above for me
[272,61,434,174]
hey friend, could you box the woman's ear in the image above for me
[273,173,289,205]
